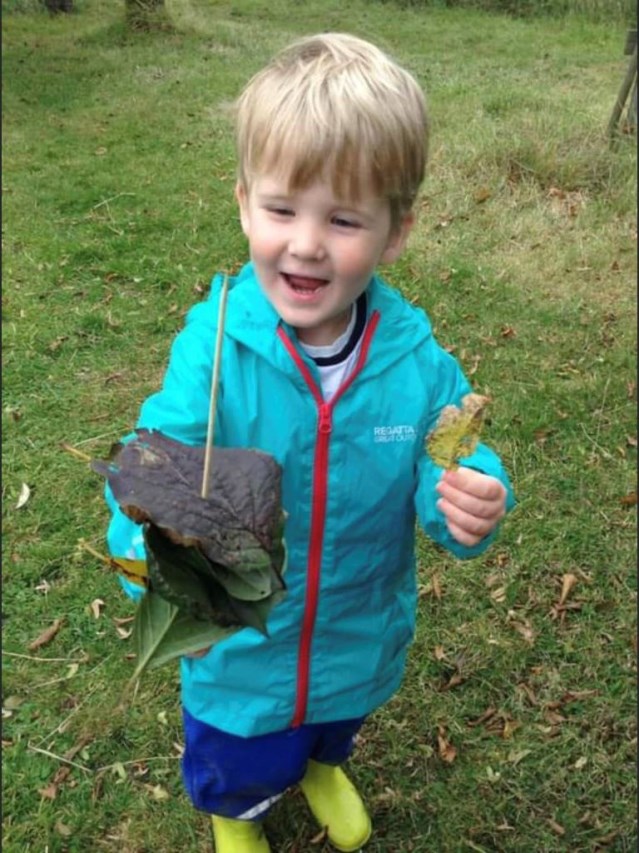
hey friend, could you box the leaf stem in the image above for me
[201,273,230,499]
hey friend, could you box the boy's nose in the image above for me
[289,221,326,261]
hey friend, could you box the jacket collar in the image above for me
[209,262,432,380]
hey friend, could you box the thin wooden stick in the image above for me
[201,273,230,498]
[27,743,91,773]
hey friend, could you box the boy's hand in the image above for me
[435,468,507,547]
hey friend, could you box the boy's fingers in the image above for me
[440,469,505,500]
[436,482,505,520]
[438,498,494,538]
[444,518,483,547]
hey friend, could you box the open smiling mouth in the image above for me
[282,273,330,295]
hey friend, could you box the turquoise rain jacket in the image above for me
[106,263,515,737]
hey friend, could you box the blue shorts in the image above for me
[181,708,366,819]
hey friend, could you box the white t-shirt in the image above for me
[298,294,367,402]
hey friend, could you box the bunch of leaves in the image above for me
[91,430,287,680]
[426,393,490,470]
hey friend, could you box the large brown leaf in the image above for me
[92,429,284,572]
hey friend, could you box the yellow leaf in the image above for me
[426,393,490,470]
[112,556,149,587]
[77,539,148,587]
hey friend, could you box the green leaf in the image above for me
[206,558,284,601]
[129,591,235,682]
[227,588,286,635]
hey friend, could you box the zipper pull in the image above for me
[318,403,332,434]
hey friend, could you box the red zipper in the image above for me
[277,311,380,727]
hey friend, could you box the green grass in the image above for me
[2,1,636,851]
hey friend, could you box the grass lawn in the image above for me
[2,1,636,851]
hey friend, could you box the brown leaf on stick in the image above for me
[28,618,64,650]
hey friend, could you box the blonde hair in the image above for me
[234,32,428,229]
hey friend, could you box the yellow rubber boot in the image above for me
[211,815,271,853]
[299,760,372,851]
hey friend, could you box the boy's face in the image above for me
[236,174,413,346]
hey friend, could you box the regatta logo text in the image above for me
[373,425,417,443]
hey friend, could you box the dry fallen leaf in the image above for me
[437,726,457,764]
[517,682,539,706]
[510,620,536,644]
[558,573,578,606]
[90,599,106,619]
[113,615,135,627]
[28,618,64,651]
[431,573,443,600]
[39,783,58,800]
[544,708,567,726]
[434,645,447,661]
[55,819,73,837]
[547,818,566,836]
[502,719,522,739]
[466,707,497,728]
[440,672,465,692]
[473,187,492,204]
[508,748,532,765]
[16,483,31,509]
[144,783,170,801]
[310,828,329,845]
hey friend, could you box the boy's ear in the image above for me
[380,211,415,265]
[235,181,250,237]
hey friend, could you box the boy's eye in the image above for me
[266,206,294,217]
[332,216,360,229]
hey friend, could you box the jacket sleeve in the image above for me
[414,336,515,560]
[105,283,222,601]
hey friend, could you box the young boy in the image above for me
[106,33,514,852]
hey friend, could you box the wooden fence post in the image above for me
[607,30,637,137]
